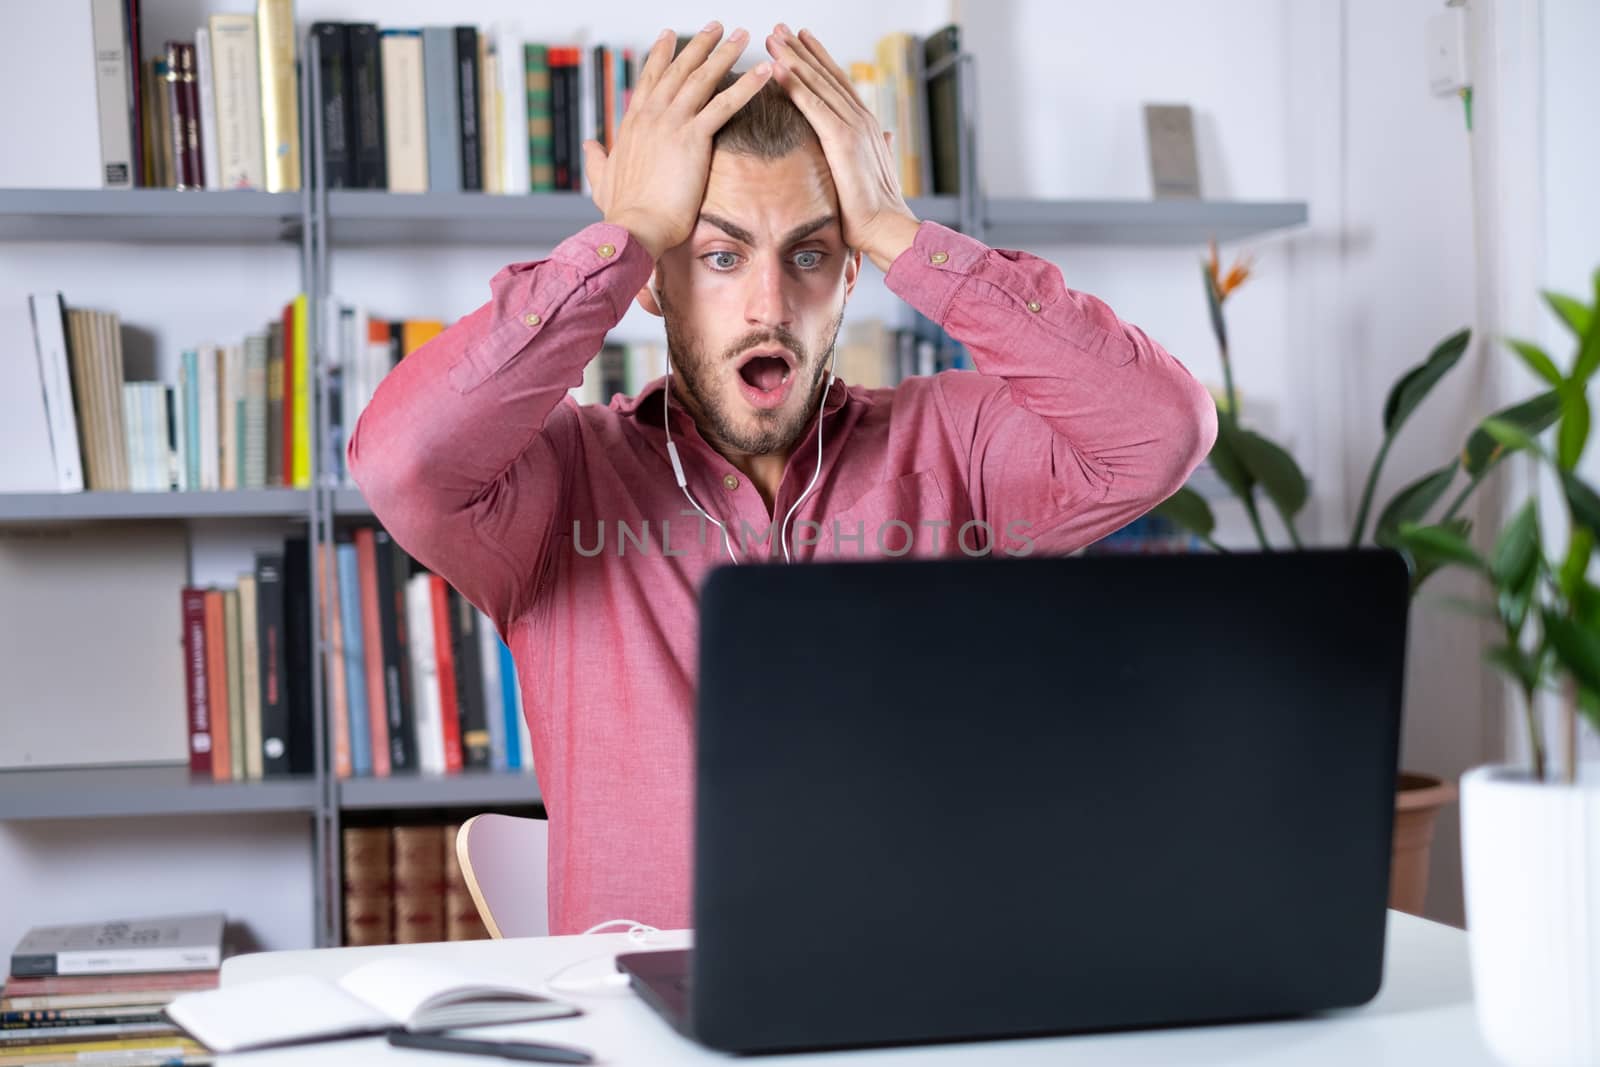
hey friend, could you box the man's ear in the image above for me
[843,248,862,302]
[637,269,663,317]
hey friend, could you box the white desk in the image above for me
[219,912,1496,1064]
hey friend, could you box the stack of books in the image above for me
[2,913,225,1065]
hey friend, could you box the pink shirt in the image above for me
[348,219,1217,935]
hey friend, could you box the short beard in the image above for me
[659,286,843,457]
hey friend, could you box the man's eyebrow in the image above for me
[698,213,838,247]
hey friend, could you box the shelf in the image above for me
[0,489,313,523]
[331,486,373,517]
[324,190,963,247]
[982,198,1308,246]
[338,769,542,810]
[0,765,320,821]
[0,189,303,243]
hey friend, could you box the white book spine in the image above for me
[142,382,159,492]
[477,608,506,770]
[496,27,529,196]
[194,27,222,190]
[27,293,84,492]
[350,305,369,433]
[55,945,221,975]
[405,575,446,776]
[576,34,594,197]
[208,14,266,190]
[219,346,237,491]
[380,32,427,193]
[121,384,141,491]
[174,365,190,491]
[89,0,133,188]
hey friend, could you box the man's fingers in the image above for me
[768,28,856,123]
[694,63,774,134]
[581,139,608,207]
[676,27,751,113]
[795,28,862,107]
[631,28,679,104]
[653,21,727,102]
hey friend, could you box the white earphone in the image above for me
[656,282,835,565]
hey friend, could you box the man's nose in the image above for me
[744,254,793,332]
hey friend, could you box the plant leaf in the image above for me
[1411,517,1474,590]
[1491,500,1541,585]
[1374,461,1459,549]
[1576,284,1600,383]
[1430,595,1499,620]
[1151,485,1216,539]
[1557,381,1591,471]
[1399,518,1486,575]
[1505,338,1564,386]
[1484,643,1540,693]
[1383,328,1471,436]
[1463,392,1561,476]
[1208,417,1256,498]
[1564,472,1600,536]
[1481,416,1543,456]
[1229,428,1309,520]
[1544,290,1592,339]
[1543,612,1600,697]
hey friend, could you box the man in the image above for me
[349,23,1217,935]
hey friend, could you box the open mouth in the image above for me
[736,350,794,393]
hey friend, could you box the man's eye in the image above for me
[794,251,823,269]
[705,251,740,271]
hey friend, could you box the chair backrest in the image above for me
[455,814,550,938]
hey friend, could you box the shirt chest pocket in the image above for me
[813,469,956,559]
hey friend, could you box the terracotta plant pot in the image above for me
[1389,771,1458,915]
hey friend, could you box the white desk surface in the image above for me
[219,911,1495,1065]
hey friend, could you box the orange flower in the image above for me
[1205,238,1255,301]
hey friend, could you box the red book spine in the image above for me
[180,588,212,775]
[280,301,295,485]
[429,574,464,773]
[203,589,232,781]
[354,528,391,777]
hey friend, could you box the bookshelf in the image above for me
[0,37,1306,949]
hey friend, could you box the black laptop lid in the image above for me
[690,549,1410,1054]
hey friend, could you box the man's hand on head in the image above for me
[583,23,773,261]
[764,25,922,273]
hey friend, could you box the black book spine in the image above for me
[282,536,316,775]
[312,22,353,188]
[387,321,403,368]
[255,552,291,776]
[448,589,491,769]
[592,45,605,146]
[564,60,582,192]
[550,51,569,190]
[124,0,143,186]
[348,23,387,188]
[455,26,481,191]
[374,530,416,772]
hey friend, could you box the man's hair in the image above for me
[710,73,818,159]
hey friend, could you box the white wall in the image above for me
[1,0,1540,941]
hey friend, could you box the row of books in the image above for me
[3,913,224,1065]
[341,824,491,947]
[177,528,534,782]
[83,0,299,191]
[13,292,314,494]
[307,22,962,198]
[320,530,533,780]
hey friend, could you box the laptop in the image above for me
[617,549,1410,1054]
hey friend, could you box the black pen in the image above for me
[386,1027,596,1064]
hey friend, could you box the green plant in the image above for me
[1397,271,1600,784]
[1154,242,1562,595]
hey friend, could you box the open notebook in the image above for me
[165,958,580,1053]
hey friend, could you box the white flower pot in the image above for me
[1461,764,1600,1066]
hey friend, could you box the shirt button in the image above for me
[523,313,541,326]
[596,243,616,258]
[1027,300,1042,313]
[722,474,740,490]
[929,251,949,265]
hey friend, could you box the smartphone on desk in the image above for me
[387,1027,595,1064]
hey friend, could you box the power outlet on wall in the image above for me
[1426,6,1470,95]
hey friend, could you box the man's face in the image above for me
[649,139,860,459]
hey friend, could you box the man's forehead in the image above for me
[693,210,839,247]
